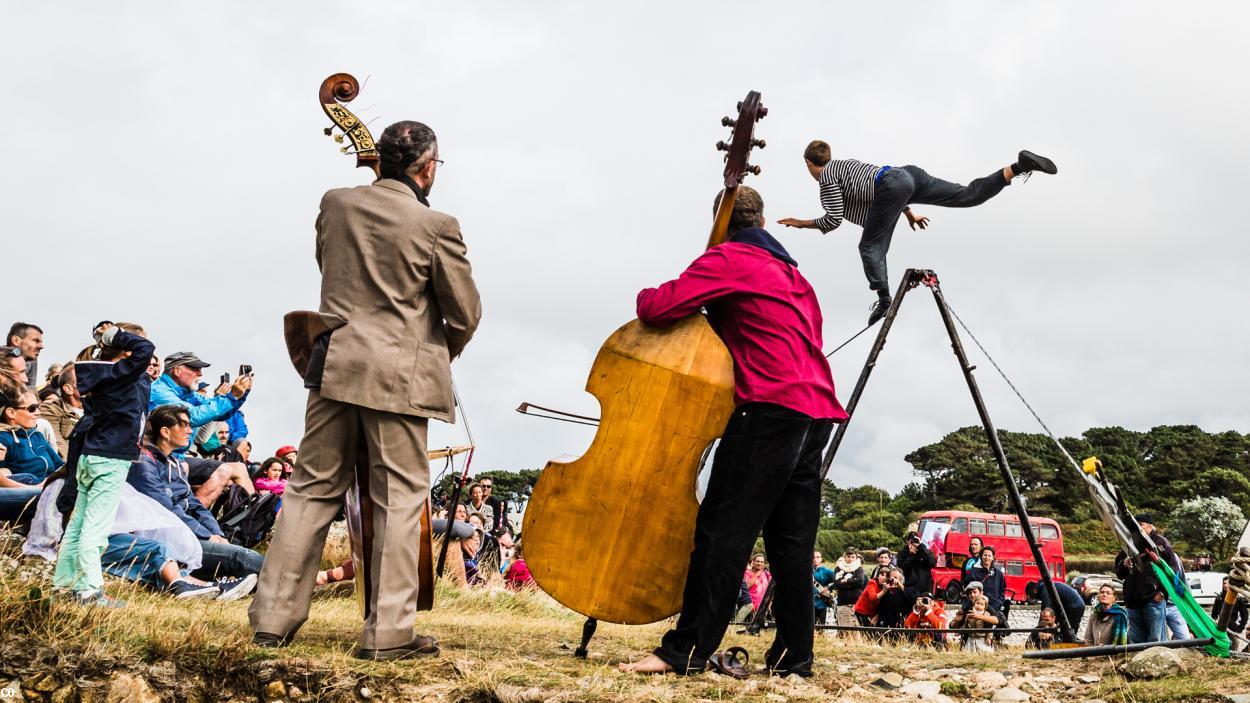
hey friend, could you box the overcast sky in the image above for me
[5,2,1247,496]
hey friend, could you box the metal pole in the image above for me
[821,269,925,478]
[928,281,1076,643]
[1023,637,1215,660]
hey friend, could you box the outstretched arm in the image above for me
[781,179,844,232]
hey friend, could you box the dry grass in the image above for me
[0,532,1245,702]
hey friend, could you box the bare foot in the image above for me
[618,653,673,674]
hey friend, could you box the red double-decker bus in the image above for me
[916,510,1066,604]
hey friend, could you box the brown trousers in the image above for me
[249,391,429,649]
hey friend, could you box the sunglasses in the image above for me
[12,403,38,413]
[4,348,21,358]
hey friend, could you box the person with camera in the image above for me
[811,550,836,626]
[903,591,947,647]
[897,531,936,604]
[853,559,891,628]
[875,567,911,640]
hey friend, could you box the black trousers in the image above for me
[859,165,1010,294]
[654,403,833,675]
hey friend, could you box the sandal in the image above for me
[707,646,750,680]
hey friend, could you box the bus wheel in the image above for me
[943,581,962,605]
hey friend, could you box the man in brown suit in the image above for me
[250,120,481,660]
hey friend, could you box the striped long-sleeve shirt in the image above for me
[814,158,884,233]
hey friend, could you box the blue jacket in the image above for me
[966,564,1009,612]
[126,443,223,540]
[148,373,244,452]
[0,425,64,481]
[71,331,156,461]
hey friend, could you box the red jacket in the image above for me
[636,242,846,421]
[854,579,884,618]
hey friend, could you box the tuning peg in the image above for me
[323,127,334,137]
[340,145,351,154]
[758,106,768,118]
[721,116,736,128]
[333,133,345,144]
[716,140,730,152]
[744,164,761,176]
[751,139,766,149]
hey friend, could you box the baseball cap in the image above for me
[196,382,210,391]
[276,445,298,458]
[164,351,210,370]
[964,580,984,593]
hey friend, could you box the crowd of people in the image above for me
[733,516,1248,653]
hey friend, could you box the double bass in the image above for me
[523,93,767,624]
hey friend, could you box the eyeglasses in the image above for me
[432,159,445,166]
[174,419,192,428]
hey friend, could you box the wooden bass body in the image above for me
[524,315,735,624]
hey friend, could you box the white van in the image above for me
[1186,571,1228,607]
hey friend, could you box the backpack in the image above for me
[218,492,281,548]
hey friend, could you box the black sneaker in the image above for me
[215,574,257,602]
[167,579,220,600]
[868,298,891,326]
[1017,150,1058,175]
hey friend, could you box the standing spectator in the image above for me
[1,346,29,387]
[744,554,772,616]
[6,323,44,390]
[831,546,866,635]
[897,531,936,601]
[127,404,262,592]
[254,458,288,496]
[965,546,1007,612]
[1,385,63,485]
[873,546,894,570]
[1210,576,1248,653]
[465,482,495,528]
[477,476,510,539]
[1033,579,1086,643]
[854,564,889,627]
[811,550,836,625]
[38,364,82,459]
[961,536,984,583]
[1083,584,1129,646]
[1114,513,1176,644]
[53,324,154,607]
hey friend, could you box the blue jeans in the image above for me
[1165,602,1190,639]
[1128,598,1168,643]
[194,539,264,578]
[101,534,173,588]
[860,165,1010,294]
[0,486,41,522]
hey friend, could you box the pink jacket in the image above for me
[254,476,287,496]
[636,242,847,421]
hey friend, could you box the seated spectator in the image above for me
[1210,576,1248,653]
[37,364,82,459]
[194,421,232,459]
[148,352,254,508]
[744,553,772,615]
[0,479,40,523]
[1084,583,1128,646]
[0,385,64,485]
[1027,607,1059,650]
[853,564,890,627]
[950,580,1002,651]
[903,592,947,647]
[6,323,43,390]
[1,346,29,387]
[503,541,534,590]
[275,445,298,476]
[37,363,63,401]
[146,353,162,382]
[253,458,287,496]
[1033,578,1086,643]
[477,476,512,543]
[127,404,263,589]
[461,524,485,586]
[875,568,911,637]
[26,478,245,603]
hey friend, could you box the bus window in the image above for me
[1005,560,1024,576]
[988,521,1005,536]
[1030,524,1041,538]
[952,517,968,534]
[1053,562,1065,578]
[1005,522,1022,537]
[1040,525,1059,540]
[970,519,986,534]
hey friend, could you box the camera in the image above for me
[220,372,230,384]
[908,533,921,545]
[239,364,253,377]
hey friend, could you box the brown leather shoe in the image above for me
[354,635,440,661]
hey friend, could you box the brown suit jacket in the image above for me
[314,179,481,423]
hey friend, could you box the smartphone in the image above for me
[220,372,231,384]
[239,364,253,377]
